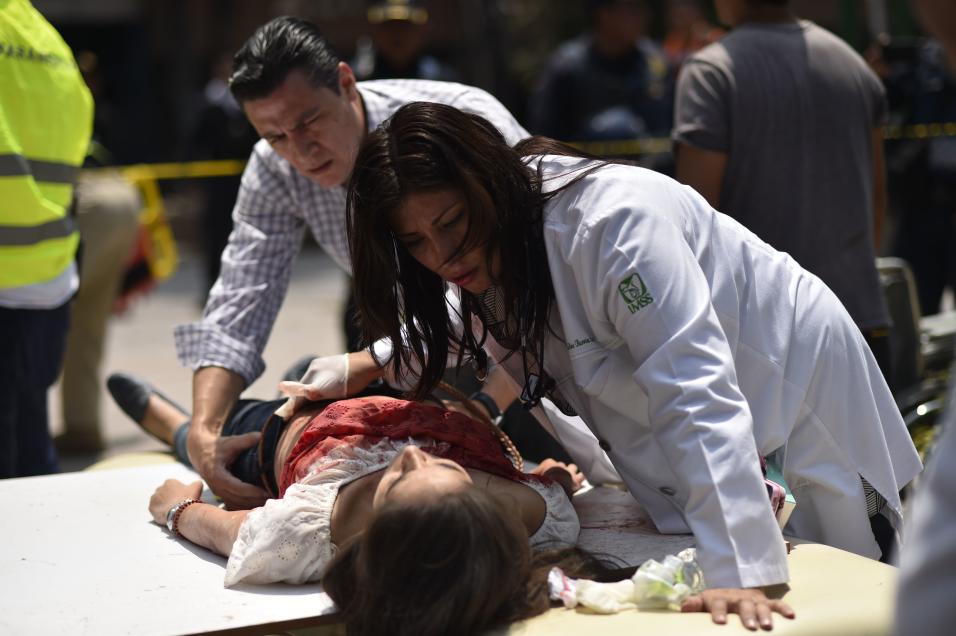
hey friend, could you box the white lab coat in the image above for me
[371,154,921,588]
[480,156,920,588]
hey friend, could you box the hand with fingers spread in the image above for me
[188,426,268,510]
[187,367,270,510]
[531,458,586,496]
[681,587,795,631]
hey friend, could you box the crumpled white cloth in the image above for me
[548,548,705,613]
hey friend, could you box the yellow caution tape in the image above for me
[132,176,178,282]
[572,122,956,157]
[78,161,245,284]
[883,122,956,140]
[571,137,673,157]
[116,159,247,181]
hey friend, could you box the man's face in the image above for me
[243,64,365,188]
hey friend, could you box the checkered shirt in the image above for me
[174,80,529,385]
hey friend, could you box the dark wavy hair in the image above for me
[229,16,341,102]
[347,102,598,399]
[323,486,621,636]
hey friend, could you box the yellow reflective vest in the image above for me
[0,0,93,288]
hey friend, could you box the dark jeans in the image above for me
[0,303,70,478]
[173,398,286,490]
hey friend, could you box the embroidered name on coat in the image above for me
[618,272,654,314]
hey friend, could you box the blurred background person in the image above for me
[189,51,259,303]
[662,0,723,69]
[673,0,894,381]
[353,0,459,83]
[896,380,956,635]
[893,7,956,636]
[871,35,956,316]
[527,0,672,146]
[55,50,142,455]
[0,0,93,477]
[912,0,956,69]
[346,0,459,352]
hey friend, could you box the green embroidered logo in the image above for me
[618,273,654,314]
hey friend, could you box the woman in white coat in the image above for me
[286,102,920,629]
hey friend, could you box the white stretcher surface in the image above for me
[0,462,335,636]
[1,460,897,636]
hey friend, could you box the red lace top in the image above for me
[279,396,532,497]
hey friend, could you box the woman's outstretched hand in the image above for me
[681,587,795,631]
[149,479,203,525]
[531,459,586,496]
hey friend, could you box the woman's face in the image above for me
[390,188,496,294]
[373,445,474,509]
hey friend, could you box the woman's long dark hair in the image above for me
[347,101,602,399]
[323,486,623,636]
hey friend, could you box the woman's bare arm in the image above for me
[148,478,251,557]
[176,504,250,557]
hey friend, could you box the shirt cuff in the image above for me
[700,546,791,589]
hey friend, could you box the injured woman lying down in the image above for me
[108,374,611,636]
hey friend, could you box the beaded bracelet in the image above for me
[167,498,203,537]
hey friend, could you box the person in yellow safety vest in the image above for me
[0,0,93,478]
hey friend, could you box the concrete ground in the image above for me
[51,244,348,472]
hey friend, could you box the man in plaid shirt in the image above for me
[172,16,529,507]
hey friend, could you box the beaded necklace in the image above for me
[436,380,523,472]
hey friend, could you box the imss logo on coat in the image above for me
[618,272,654,314]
